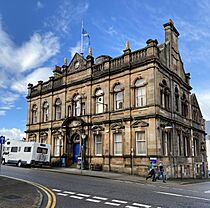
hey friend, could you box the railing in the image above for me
[93,63,104,73]
[42,82,51,92]
[110,56,124,69]
[131,48,147,63]
[53,78,63,89]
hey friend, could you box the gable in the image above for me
[67,53,87,73]
[191,93,202,117]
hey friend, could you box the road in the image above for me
[1,165,210,208]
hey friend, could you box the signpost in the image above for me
[0,136,6,172]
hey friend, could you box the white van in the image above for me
[2,140,51,167]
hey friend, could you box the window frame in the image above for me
[113,133,122,156]
[113,84,123,111]
[94,134,102,156]
[135,131,146,155]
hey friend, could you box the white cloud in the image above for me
[37,1,44,9]
[0,30,60,73]
[70,41,81,58]
[0,111,6,116]
[11,67,53,94]
[0,128,25,140]
[44,1,89,34]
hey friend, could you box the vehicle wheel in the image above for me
[17,161,22,167]
[1,159,5,165]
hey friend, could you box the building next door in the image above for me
[73,143,80,164]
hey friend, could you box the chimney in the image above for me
[163,19,179,52]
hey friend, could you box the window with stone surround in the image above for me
[95,89,104,114]
[114,133,122,155]
[73,94,81,116]
[175,86,179,112]
[113,84,123,111]
[94,134,102,155]
[160,80,170,110]
[55,98,62,120]
[136,131,146,155]
[43,101,49,122]
[32,104,38,124]
[135,79,146,107]
[181,93,188,118]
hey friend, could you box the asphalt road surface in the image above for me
[1,165,210,208]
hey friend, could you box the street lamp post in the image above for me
[81,132,86,170]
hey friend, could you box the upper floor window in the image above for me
[32,104,38,124]
[181,93,188,118]
[175,86,179,112]
[73,94,81,116]
[113,84,123,111]
[95,89,104,114]
[55,98,62,120]
[135,79,146,107]
[160,80,170,110]
[43,102,49,122]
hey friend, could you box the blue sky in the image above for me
[0,0,210,140]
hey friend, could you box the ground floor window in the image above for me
[94,135,102,155]
[114,133,122,155]
[54,137,60,157]
[136,131,146,155]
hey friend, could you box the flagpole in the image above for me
[80,20,84,56]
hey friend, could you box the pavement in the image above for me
[1,166,210,208]
[0,176,41,208]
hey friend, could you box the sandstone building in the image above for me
[26,20,207,178]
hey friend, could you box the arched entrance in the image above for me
[72,134,80,164]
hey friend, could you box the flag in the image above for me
[81,24,90,55]
[82,28,90,38]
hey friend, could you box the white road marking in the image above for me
[125,206,140,208]
[156,192,182,197]
[204,190,210,193]
[157,191,210,201]
[112,199,128,204]
[63,191,76,195]
[52,189,61,192]
[56,193,68,196]
[93,196,108,200]
[104,202,121,206]
[77,193,90,197]
[69,195,83,200]
[132,202,151,208]
[86,198,101,203]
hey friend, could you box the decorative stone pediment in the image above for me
[67,53,86,73]
[132,120,149,128]
[91,125,104,132]
[111,123,124,130]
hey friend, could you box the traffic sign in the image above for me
[0,136,5,144]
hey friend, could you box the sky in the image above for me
[1,0,210,140]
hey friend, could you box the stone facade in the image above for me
[26,20,207,178]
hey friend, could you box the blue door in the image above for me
[73,143,80,163]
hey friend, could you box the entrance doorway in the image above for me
[73,143,80,163]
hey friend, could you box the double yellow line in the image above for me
[30,181,56,208]
[1,175,56,208]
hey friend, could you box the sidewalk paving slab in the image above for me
[40,167,210,185]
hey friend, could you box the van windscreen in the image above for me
[37,147,48,154]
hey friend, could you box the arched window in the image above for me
[175,86,179,112]
[43,102,49,122]
[73,94,81,116]
[95,89,104,114]
[113,84,123,110]
[135,79,146,107]
[55,98,62,120]
[32,104,38,124]
[181,93,188,118]
[160,80,170,110]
